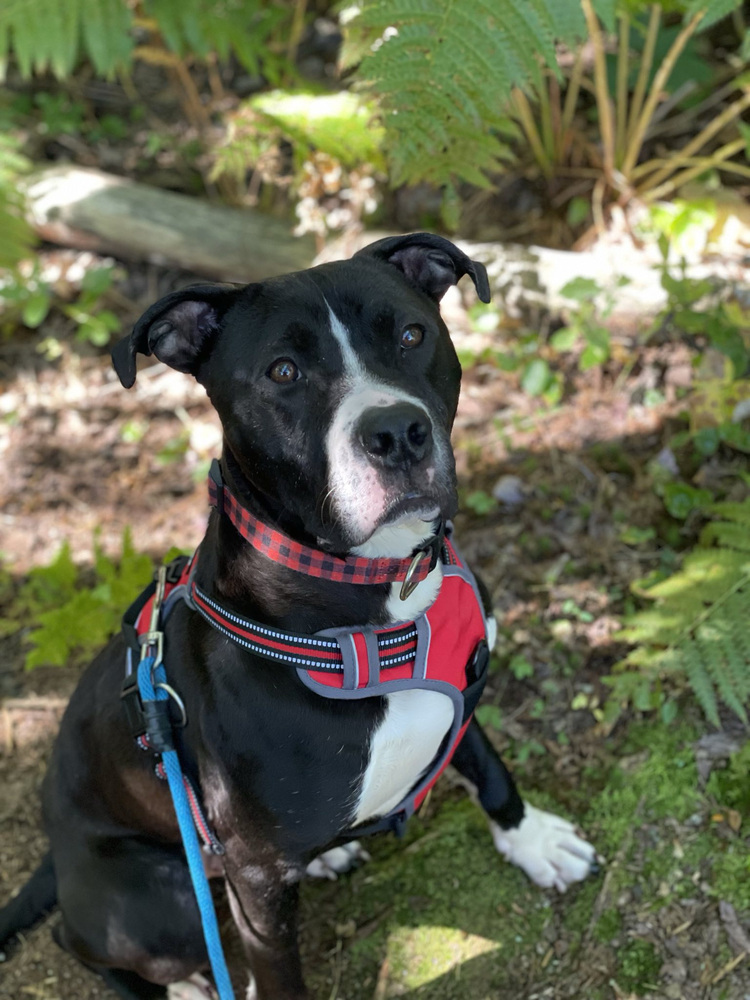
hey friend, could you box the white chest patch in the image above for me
[354,688,453,825]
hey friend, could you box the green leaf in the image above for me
[719,423,750,454]
[566,195,589,227]
[465,490,496,516]
[521,358,551,396]
[550,326,578,351]
[693,427,721,457]
[21,288,51,328]
[559,276,601,301]
[509,654,534,680]
[662,482,713,520]
[475,704,502,730]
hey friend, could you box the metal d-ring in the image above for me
[155,682,188,727]
[400,548,428,601]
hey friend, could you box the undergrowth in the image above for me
[612,501,750,726]
[2,530,154,669]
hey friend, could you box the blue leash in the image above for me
[137,650,235,1000]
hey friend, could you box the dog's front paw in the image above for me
[306,840,371,880]
[168,973,218,1000]
[490,803,600,892]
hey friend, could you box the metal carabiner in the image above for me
[140,565,167,665]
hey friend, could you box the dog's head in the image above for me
[112,233,490,552]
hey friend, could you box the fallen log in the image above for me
[23,165,749,319]
[23,165,316,283]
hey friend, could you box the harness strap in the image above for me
[209,459,442,588]
[190,579,420,672]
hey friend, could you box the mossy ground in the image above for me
[299,723,750,999]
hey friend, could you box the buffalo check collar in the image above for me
[208,459,444,593]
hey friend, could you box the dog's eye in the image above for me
[400,325,424,350]
[268,359,300,384]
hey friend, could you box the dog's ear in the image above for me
[112,284,241,388]
[356,233,491,304]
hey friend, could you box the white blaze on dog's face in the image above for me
[324,304,451,552]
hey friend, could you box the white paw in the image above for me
[306,840,371,880]
[491,803,600,893]
[168,973,217,1000]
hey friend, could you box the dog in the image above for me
[0,233,598,999]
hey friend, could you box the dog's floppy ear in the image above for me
[112,284,240,388]
[356,232,491,304]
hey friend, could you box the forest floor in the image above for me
[0,249,749,1000]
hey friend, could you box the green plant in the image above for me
[610,499,750,726]
[464,489,496,516]
[0,133,35,269]
[18,530,154,669]
[0,264,52,332]
[64,266,121,345]
[0,0,289,81]
[210,90,385,232]
[551,276,626,371]
[581,1,750,202]
[0,263,121,345]
[343,0,745,209]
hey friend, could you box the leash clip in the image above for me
[140,565,167,666]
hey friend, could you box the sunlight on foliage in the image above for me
[0,134,35,268]
[613,502,750,726]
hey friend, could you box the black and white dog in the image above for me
[0,234,597,1000]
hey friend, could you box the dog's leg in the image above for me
[451,719,599,892]
[223,861,308,1000]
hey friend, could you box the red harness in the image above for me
[123,468,490,837]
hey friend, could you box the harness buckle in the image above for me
[140,565,167,665]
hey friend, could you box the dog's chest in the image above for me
[353,688,453,825]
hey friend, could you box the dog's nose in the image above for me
[357,403,433,469]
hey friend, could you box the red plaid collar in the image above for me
[208,459,443,589]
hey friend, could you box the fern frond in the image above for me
[0,135,35,267]
[700,521,750,553]
[707,501,750,527]
[696,625,749,724]
[0,0,287,79]
[345,0,588,188]
[682,641,720,726]
[0,0,132,77]
[618,498,750,725]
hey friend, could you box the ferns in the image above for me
[0,0,131,77]
[0,134,34,268]
[615,502,750,725]
[0,0,285,79]
[343,0,744,190]
[342,0,585,188]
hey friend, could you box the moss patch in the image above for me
[300,724,750,998]
[617,939,662,993]
[301,798,555,999]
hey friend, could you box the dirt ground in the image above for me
[1,255,749,1000]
